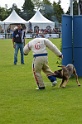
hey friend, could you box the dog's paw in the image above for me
[61,86,66,88]
[60,85,66,88]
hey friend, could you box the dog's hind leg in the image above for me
[73,68,81,86]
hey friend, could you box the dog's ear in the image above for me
[58,65,65,68]
[54,69,63,78]
[61,66,67,70]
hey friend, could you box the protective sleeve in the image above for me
[44,39,62,57]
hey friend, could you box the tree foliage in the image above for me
[0,7,9,20]
[66,1,78,15]
[32,0,42,10]
[22,0,34,20]
[41,0,54,20]
[52,1,64,23]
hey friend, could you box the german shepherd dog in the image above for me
[54,64,81,88]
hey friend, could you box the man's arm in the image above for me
[12,32,15,48]
[12,38,15,48]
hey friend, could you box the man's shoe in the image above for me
[21,63,24,64]
[52,81,57,87]
[36,87,45,90]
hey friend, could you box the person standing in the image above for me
[12,24,25,65]
[23,37,63,90]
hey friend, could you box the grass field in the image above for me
[0,38,82,124]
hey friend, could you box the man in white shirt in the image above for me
[23,37,63,90]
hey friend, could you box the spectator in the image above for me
[12,24,25,65]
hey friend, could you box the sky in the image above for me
[0,0,70,12]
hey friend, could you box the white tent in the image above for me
[1,10,28,35]
[27,10,55,31]
[2,10,27,24]
[1,10,28,38]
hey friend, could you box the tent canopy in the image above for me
[0,21,4,24]
[2,10,27,24]
[27,10,55,31]
[28,10,54,24]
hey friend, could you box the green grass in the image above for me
[0,38,82,124]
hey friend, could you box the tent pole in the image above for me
[4,23,6,39]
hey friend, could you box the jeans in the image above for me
[14,43,24,64]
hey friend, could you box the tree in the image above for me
[53,1,64,23]
[66,1,78,15]
[43,0,51,5]
[0,7,9,20]
[40,0,54,20]
[1,2,24,21]
[79,0,82,14]
[32,0,42,10]
[22,0,35,20]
